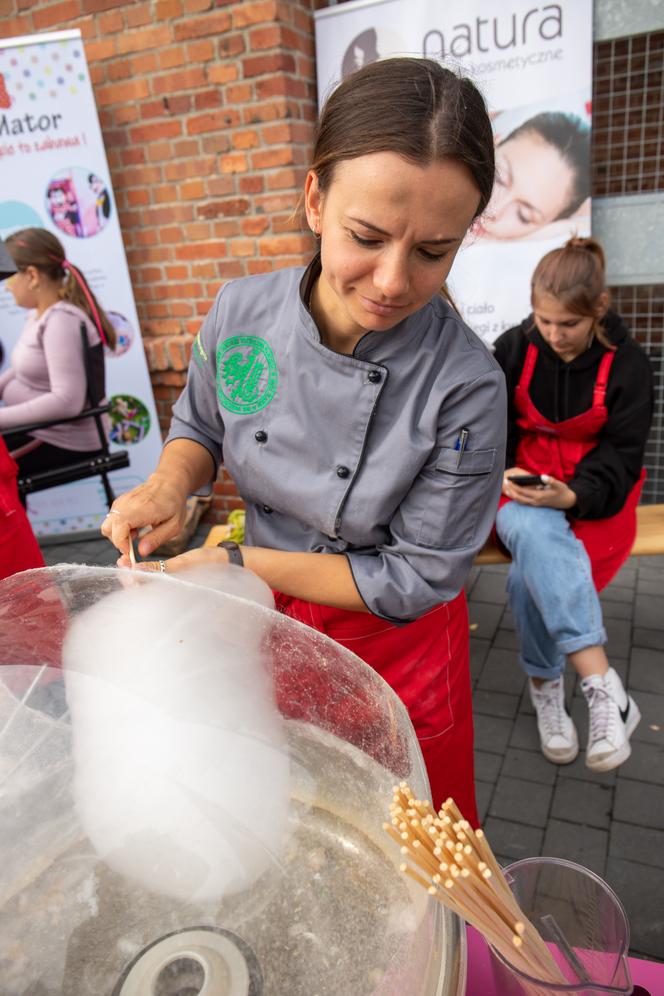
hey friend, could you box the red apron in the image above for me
[0,438,44,582]
[274,590,478,825]
[501,343,643,592]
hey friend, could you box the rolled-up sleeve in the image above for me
[166,289,226,475]
[347,368,507,622]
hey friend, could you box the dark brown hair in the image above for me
[502,112,590,219]
[531,236,613,349]
[5,227,116,349]
[312,57,495,219]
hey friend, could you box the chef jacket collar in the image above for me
[297,253,429,362]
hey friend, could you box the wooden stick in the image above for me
[401,862,433,893]
[409,839,442,878]
[474,828,506,879]
[384,786,567,986]
[441,797,464,823]
[382,822,407,849]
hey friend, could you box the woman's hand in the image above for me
[102,474,188,560]
[102,439,217,559]
[118,545,228,572]
[502,467,577,510]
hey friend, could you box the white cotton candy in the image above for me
[62,566,290,904]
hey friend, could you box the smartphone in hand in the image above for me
[507,473,546,487]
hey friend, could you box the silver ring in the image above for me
[108,509,122,516]
[158,560,166,574]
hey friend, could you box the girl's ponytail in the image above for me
[5,227,117,351]
[61,263,117,350]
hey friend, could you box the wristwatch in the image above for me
[217,539,244,568]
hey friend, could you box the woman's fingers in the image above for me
[503,469,559,505]
[118,547,223,574]
[117,558,170,575]
[135,519,180,557]
[101,490,184,554]
[155,548,222,572]
[100,509,120,538]
[101,509,134,556]
[503,481,542,505]
[134,560,167,573]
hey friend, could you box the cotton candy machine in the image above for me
[0,565,465,996]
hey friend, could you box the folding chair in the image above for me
[1,322,129,508]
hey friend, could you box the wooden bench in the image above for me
[476,503,664,565]
[205,504,664,564]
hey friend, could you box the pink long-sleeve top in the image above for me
[0,301,108,451]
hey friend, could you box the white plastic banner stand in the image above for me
[0,28,163,538]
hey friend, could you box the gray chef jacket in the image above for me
[167,259,507,623]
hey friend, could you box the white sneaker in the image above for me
[581,668,641,772]
[529,677,579,764]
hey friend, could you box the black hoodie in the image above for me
[493,311,654,520]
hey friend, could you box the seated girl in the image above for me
[493,237,653,772]
[0,227,116,480]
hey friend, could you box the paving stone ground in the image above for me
[40,535,664,962]
[467,555,664,963]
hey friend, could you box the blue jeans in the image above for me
[495,502,607,681]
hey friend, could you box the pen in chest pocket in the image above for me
[455,427,470,469]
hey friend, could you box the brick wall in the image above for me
[593,30,664,503]
[2,0,319,522]
[592,31,664,197]
[610,284,664,504]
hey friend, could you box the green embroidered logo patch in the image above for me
[216,335,278,414]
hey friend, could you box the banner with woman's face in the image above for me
[315,0,593,344]
[480,100,591,243]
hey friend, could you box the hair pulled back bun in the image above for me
[531,236,612,347]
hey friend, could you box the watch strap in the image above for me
[217,540,244,567]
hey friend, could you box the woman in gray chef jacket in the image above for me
[103,58,507,825]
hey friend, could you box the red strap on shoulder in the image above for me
[592,350,616,407]
[517,342,539,391]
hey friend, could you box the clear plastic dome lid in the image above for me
[0,565,463,996]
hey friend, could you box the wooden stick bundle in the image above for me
[383,783,567,987]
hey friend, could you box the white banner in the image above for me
[0,29,162,537]
[314,0,593,345]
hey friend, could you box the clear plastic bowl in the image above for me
[0,565,464,996]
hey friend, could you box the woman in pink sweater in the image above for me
[0,228,116,481]
[0,239,44,577]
